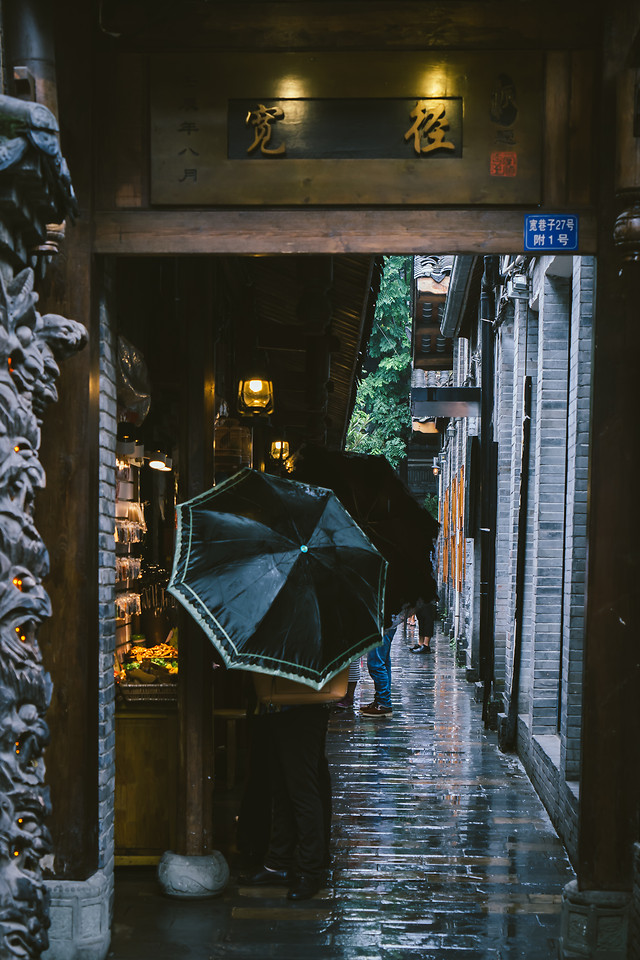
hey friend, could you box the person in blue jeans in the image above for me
[360,607,410,718]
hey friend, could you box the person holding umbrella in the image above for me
[168,468,389,901]
[240,697,331,900]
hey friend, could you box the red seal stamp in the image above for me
[490,151,517,177]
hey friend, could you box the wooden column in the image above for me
[35,0,99,879]
[578,240,640,892]
[561,12,640,955]
[577,3,640,894]
[175,258,216,856]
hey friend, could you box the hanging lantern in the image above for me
[237,352,274,416]
[269,440,290,462]
[238,376,274,415]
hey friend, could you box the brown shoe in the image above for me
[360,702,392,718]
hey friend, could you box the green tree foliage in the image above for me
[423,492,439,522]
[346,256,412,468]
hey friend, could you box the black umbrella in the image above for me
[168,468,387,688]
[292,447,438,619]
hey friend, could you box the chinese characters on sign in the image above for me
[490,74,518,140]
[490,74,518,176]
[246,104,286,155]
[404,102,456,155]
[524,215,579,251]
[177,89,201,184]
[227,98,463,160]
[150,51,544,205]
[490,151,517,177]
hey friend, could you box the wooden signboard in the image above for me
[150,51,543,206]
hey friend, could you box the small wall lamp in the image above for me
[148,451,172,472]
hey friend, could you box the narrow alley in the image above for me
[109,626,574,960]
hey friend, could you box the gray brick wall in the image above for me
[500,297,529,710]
[516,302,539,718]
[529,270,571,734]
[559,256,593,782]
[493,314,514,692]
[97,269,117,902]
[516,716,579,865]
[505,256,593,869]
[435,255,591,872]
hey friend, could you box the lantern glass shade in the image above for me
[238,376,274,415]
[270,440,290,461]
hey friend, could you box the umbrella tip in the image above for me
[300,544,309,553]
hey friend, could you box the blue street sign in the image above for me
[524,215,579,252]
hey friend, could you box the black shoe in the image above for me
[240,866,293,886]
[287,874,322,901]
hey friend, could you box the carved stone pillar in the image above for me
[0,268,87,956]
[0,92,84,957]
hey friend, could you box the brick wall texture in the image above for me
[98,273,117,904]
[434,255,595,870]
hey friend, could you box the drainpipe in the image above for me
[478,256,498,726]
[4,0,59,114]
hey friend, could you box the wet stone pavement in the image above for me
[109,628,575,959]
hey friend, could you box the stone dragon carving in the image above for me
[0,268,87,957]
[0,92,84,960]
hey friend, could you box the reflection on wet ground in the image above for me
[109,629,575,959]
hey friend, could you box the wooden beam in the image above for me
[103,1,598,52]
[93,209,598,256]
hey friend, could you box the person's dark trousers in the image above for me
[264,704,330,879]
[236,713,273,863]
[318,718,332,865]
